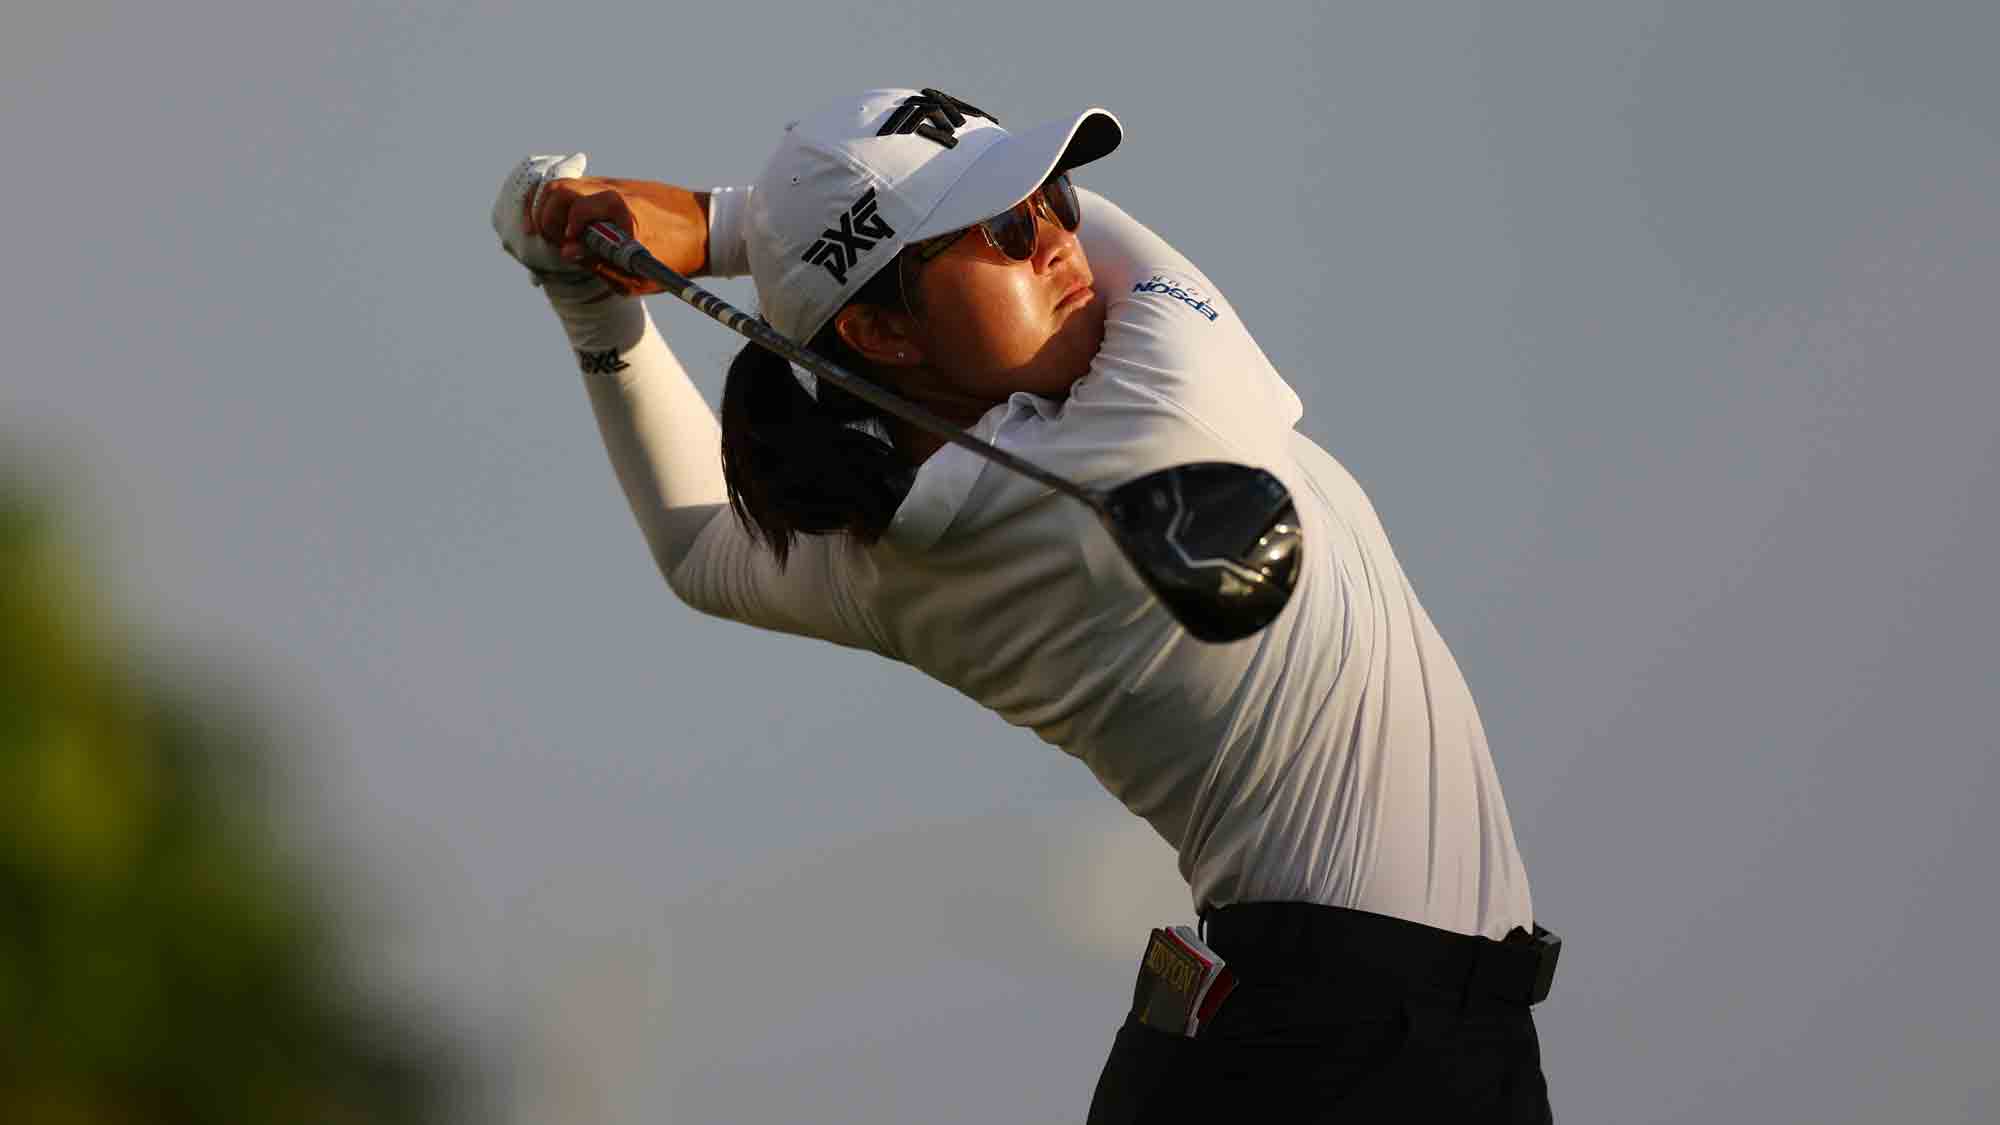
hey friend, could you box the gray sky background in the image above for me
[5,2,1996,1121]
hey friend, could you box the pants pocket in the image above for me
[1086,1014,1208,1125]
[1202,976,1407,1049]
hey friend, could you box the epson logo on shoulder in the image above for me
[1132,273,1220,322]
[802,187,896,285]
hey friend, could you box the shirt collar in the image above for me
[883,392,1059,550]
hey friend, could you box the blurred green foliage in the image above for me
[1,479,456,1123]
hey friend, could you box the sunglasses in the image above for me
[913,173,1082,265]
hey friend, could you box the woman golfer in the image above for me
[492,87,1555,1122]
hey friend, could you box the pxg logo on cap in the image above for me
[800,188,896,285]
[796,92,993,286]
[749,87,1120,349]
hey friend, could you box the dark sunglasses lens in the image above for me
[1043,174,1080,231]
[977,175,1080,261]
[986,198,1040,260]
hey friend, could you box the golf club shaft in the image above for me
[582,221,1105,513]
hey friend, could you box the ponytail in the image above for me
[719,259,915,566]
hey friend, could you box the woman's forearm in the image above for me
[549,294,729,581]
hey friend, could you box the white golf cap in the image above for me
[746,88,1122,348]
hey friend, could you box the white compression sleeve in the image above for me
[704,186,754,278]
[546,289,873,649]
[546,293,730,581]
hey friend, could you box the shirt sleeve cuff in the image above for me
[705,185,754,278]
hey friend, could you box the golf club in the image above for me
[582,221,1301,643]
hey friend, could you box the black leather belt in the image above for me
[1199,902,1561,1007]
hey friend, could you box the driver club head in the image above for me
[1100,462,1303,643]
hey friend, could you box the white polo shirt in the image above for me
[608,189,1533,938]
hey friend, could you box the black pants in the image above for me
[1086,904,1554,1123]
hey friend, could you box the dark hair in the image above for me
[720,257,917,567]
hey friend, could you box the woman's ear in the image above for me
[834,305,925,368]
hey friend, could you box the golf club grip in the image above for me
[578,221,1101,509]
[581,222,759,337]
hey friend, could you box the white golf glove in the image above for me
[492,152,610,304]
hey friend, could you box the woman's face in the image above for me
[901,202,1106,411]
